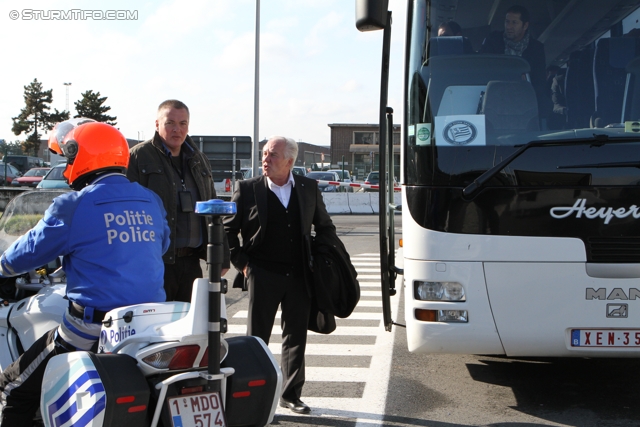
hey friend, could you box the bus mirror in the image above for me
[355,0,388,32]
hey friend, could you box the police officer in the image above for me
[0,118,170,426]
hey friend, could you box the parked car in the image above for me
[306,171,339,192]
[0,162,22,186]
[363,171,379,192]
[2,155,45,174]
[36,163,71,189]
[292,166,307,176]
[363,171,399,192]
[327,169,353,192]
[11,167,51,188]
[241,167,263,179]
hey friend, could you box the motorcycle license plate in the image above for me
[571,329,640,347]
[168,392,227,427]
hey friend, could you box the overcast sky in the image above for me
[0,0,406,147]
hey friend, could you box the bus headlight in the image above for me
[438,310,468,322]
[415,309,468,323]
[414,281,465,301]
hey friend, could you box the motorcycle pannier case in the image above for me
[41,352,150,427]
[222,336,282,427]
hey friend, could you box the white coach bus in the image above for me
[357,0,640,357]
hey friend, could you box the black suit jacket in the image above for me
[223,174,336,292]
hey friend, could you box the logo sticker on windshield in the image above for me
[415,123,431,146]
[435,115,486,146]
[443,121,477,145]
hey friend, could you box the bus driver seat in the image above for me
[481,80,540,134]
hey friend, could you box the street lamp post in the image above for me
[63,82,72,113]
[252,0,260,179]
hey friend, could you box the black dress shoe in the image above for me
[279,398,311,414]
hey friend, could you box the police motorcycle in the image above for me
[0,190,282,427]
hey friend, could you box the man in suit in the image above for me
[224,136,337,414]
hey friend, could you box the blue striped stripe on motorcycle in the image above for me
[42,356,106,427]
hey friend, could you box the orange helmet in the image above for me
[48,118,129,188]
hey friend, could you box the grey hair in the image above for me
[266,135,298,170]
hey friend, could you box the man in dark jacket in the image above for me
[127,99,228,302]
[224,136,337,414]
[480,5,547,116]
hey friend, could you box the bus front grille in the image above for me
[587,237,640,263]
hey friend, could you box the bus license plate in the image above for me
[571,329,640,347]
[168,392,226,427]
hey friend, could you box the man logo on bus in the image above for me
[442,120,477,145]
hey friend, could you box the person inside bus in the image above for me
[549,68,568,129]
[480,5,546,116]
[437,20,474,53]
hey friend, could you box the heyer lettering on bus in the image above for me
[550,199,640,224]
[103,210,156,244]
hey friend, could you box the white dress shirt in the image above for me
[266,172,295,207]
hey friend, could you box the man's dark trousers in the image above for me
[246,264,310,401]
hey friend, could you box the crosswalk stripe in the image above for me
[268,343,375,356]
[226,325,380,336]
[352,301,382,307]
[275,397,366,417]
[304,367,369,382]
[359,291,380,297]
[231,310,381,320]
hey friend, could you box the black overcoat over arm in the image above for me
[223,174,336,289]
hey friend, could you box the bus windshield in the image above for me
[407,0,640,188]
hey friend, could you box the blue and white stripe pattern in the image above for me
[42,354,106,427]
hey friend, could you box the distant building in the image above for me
[128,135,331,173]
[328,123,400,181]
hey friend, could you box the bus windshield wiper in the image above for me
[462,134,636,198]
[558,161,640,169]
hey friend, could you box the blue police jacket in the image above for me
[0,173,170,311]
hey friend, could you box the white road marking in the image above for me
[255,253,403,422]
[227,324,380,336]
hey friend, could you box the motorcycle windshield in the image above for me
[0,190,69,254]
